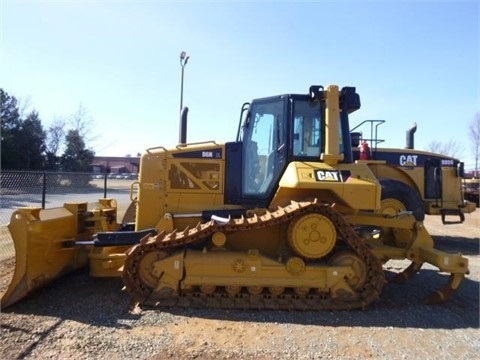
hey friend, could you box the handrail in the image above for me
[350,120,386,154]
[237,102,250,141]
[129,181,140,203]
[147,141,220,153]
[176,140,218,149]
[146,146,168,154]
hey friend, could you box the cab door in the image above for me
[425,158,442,200]
[242,98,287,202]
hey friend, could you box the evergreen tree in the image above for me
[1,90,47,169]
[61,129,95,172]
[1,89,22,169]
[19,111,46,169]
[2,88,98,172]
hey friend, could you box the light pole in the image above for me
[179,51,189,113]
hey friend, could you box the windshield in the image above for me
[242,99,285,197]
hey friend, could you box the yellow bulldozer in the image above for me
[1,85,472,310]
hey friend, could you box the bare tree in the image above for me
[45,117,66,170]
[46,117,66,155]
[425,140,443,154]
[17,95,32,118]
[69,104,98,143]
[44,105,97,170]
[469,112,480,177]
[425,139,464,159]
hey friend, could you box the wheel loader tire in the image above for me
[379,178,425,221]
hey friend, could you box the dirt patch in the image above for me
[1,211,479,359]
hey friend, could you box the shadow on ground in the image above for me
[432,235,479,255]
[4,262,478,331]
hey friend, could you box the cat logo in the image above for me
[399,155,418,167]
[314,170,341,182]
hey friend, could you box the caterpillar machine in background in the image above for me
[463,178,479,207]
[349,120,476,224]
[1,85,472,310]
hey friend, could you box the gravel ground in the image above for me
[1,212,479,360]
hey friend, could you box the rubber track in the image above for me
[122,201,385,310]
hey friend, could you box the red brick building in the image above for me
[92,156,140,174]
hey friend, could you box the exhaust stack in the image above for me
[406,122,417,149]
[179,106,189,145]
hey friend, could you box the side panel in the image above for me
[135,144,229,231]
[271,161,381,211]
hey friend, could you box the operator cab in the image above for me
[225,86,360,208]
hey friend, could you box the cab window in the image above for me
[243,100,284,196]
[292,100,322,157]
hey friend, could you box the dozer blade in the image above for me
[1,201,117,308]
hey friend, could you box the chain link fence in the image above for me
[1,170,133,261]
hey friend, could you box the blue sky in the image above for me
[1,1,479,170]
